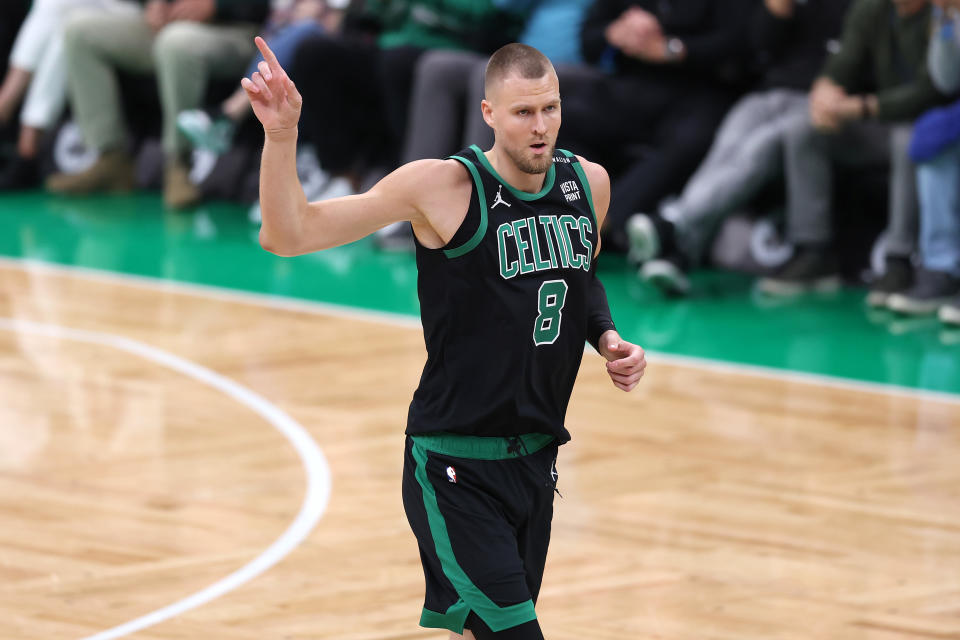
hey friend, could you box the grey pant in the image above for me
[784,116,918,256]
[402,49,491,163]
[665,89,809,263]
[63,11,257,157]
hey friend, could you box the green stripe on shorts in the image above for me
[411,441,538,633]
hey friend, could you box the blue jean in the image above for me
[245,19,325,78]
[918,142,960,276]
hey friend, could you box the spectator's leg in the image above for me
[605,90,731,250]
[557,74,662,168]
[764,120,891,295]
[19,0,140,155]
[63,9,153,153]
[783,117,836,247]
[45,9,150,194]
[292,33,382,176]
[0,0,31,72]
[669,90,808,263]
[885,124,919,257]
[402,49,483,163]
[378,45,426,168]
[918,144,960,277]
[0,0,58,122]
[462,57,492,150]
[153,21,257,161]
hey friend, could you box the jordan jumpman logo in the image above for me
[491,184,511,209]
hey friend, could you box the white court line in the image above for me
[0,317,332,640]
[2,256,958,408]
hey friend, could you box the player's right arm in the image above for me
[241,37,465,256]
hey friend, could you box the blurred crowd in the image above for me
[0,0,958,326]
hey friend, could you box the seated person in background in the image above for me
[564,0,753,253]
[757,0,950,301]
[291,0,523,198]
[45,0,270,209]
[376,0,597,250]
[176,0,347,156]
[887,0,960,325]
[0,0,141,190]
[626,0,850,296]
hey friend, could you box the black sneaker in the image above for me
[640,254,690,296]
[886,269,960,315]
[756,246,841,296]
[866,254,914,308]
[626,212,676,264]
[940,294,960,327]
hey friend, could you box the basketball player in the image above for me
[243,37,647,640]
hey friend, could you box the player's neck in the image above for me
[485,146,547,194]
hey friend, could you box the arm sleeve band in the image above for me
[587,265,617,352]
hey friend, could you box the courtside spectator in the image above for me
[568,0,753,253]
[888,0,960,324]
[291,0,523,195]
[0,0,141,190]
[176,0,347,157]
[626,0,849,296]
[758,0,949,302]
[45,0,270,209]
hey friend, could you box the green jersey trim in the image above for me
[558,149,597,231]
[444,155,489,259]
[411,442,539,632]
[469,145,557,201]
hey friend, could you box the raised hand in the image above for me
[241,37,303,138]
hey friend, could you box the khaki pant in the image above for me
[63,10,257,157]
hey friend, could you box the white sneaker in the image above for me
[626,213,660,264]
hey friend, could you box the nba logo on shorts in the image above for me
[446,466,457,483]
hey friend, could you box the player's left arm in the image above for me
[578,155,647,392]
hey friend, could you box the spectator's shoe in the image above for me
[939,295,960,327]
[627,212,676,264]
[46,149,135,194]
[756,246,841,296]
[866,255,914,308]
[0,156,39,190]
[640,255,691,297]
[375,221,415,252]
[177,109,236,155]
[164,160,201,209]
[886,269,960,315]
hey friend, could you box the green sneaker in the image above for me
[176,109,236,155]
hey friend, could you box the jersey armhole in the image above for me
[443,155,489,259]
[558,149,598,232]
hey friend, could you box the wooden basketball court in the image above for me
[2,261,959,640]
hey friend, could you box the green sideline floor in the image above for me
[1,190,957,395]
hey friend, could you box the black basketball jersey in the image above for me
[406,145,599,443]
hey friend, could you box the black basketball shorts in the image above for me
[402,432,560,635]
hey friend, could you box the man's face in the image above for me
[482,71,561,175]
[893,0,928,16]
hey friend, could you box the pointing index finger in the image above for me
[255,36,282,74]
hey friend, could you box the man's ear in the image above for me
[481,99,495,129]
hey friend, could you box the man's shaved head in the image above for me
[484,43,555,98]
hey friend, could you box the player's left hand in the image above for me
[598,330,646,392]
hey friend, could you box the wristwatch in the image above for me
[664,37,685,62]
